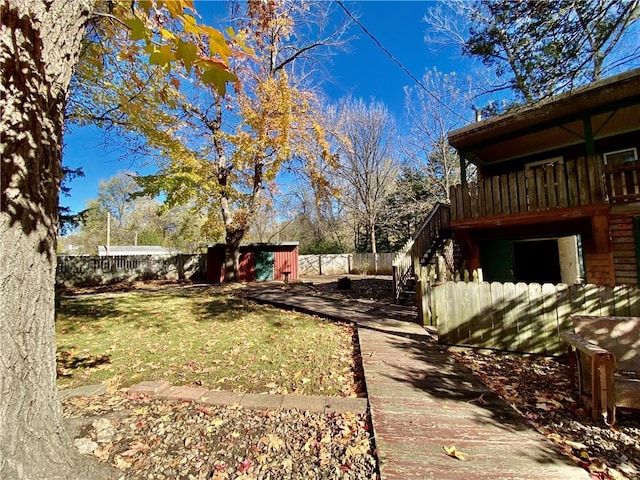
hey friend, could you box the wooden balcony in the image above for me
[450,157,616,225]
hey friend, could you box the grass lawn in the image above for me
[56,284,359,397]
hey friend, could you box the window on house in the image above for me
[604,148,638,167]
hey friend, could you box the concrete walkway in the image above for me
[248,284,590,480]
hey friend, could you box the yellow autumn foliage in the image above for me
[70,1,339,271]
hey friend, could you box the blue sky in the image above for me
[62,1,468,216]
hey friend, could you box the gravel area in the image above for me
[63,393,379,480]
[296,275,395,302]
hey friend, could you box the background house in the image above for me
[97,245,177,256]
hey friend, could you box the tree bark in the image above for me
[0,1,112,478]
[368,219,376,254]
[223,227,244,282]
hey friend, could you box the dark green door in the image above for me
[255,249,274,281]
[479,239,515,282]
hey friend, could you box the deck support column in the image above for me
[459,151,467,185]
[453,230,480,273]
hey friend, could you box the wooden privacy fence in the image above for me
[299,253,396,276]
[428,280,640,355]
[352,252,394,274]
[56,254,207,286]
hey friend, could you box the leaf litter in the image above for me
[452,349,640,480]
[61,279,640,478]
[443,445,468,461]
[63,392,379,479]
[56,282,362,397]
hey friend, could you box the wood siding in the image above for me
[207,243,298,283]
[273,249,298,280]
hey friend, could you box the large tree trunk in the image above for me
[223,228,244,282]
[219,172,260,283]
[0,1,111,478]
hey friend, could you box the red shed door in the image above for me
[274,248,298,280]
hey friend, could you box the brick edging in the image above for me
[128,380,368,415]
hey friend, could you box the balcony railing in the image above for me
[450,157,608,223]
[604,159,640,203]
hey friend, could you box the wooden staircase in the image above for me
[419,227,453,266]
[392,203,454,304]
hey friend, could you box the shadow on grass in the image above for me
[197,297,264,322]
[57,298,119,319]
[57,293,189,334]
[57,287,293,335]
[56,351,111,377]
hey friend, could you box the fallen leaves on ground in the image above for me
[443,445,467,461]
[285,276,394,302]
[56,283,363,398]
[452,349,640,480]
[63,392,379,479]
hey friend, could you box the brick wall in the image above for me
[610,214,638,285]
[584,252,615,285]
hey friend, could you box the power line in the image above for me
[334,0,464,120]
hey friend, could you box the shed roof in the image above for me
[448,69,640,166]
[207,242,299,247]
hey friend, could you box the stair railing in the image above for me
[392,202,451,301]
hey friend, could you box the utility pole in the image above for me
[106,211,111,256]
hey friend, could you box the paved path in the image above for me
[248,284,590,480]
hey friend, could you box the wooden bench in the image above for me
[561,315,640,424]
